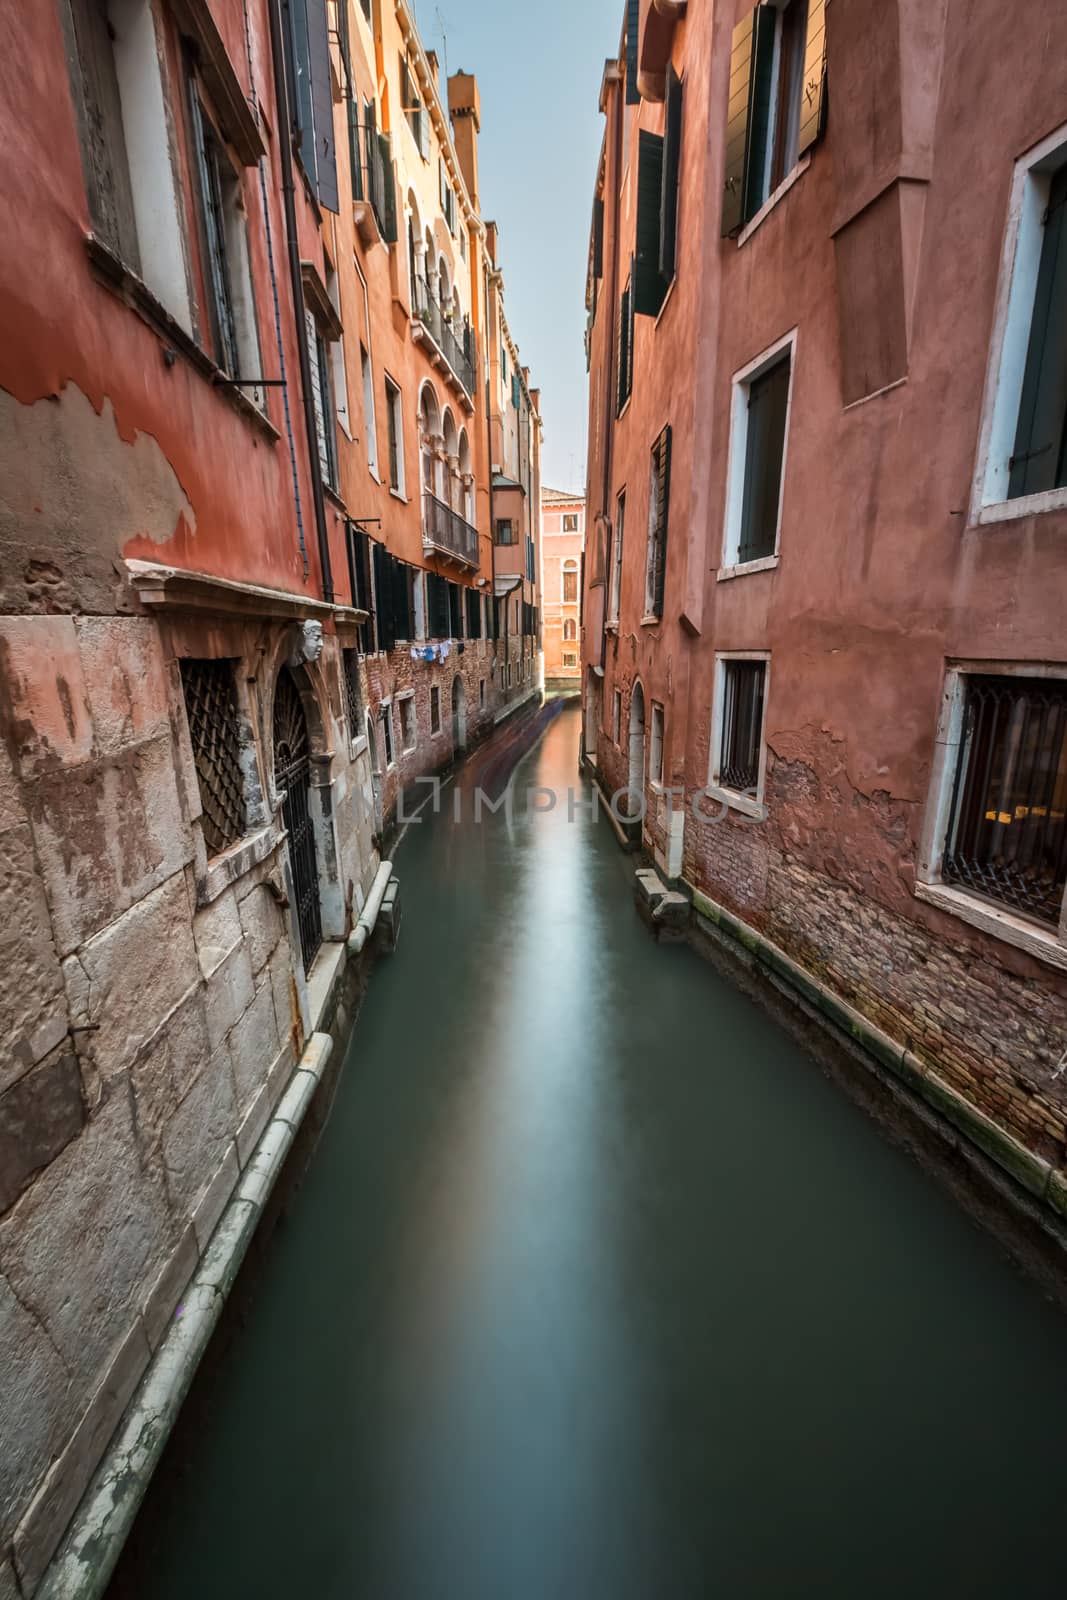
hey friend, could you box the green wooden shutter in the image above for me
[371,541,390,650]
[306,0,338,211]
[378,132,397,242]
[347,101,363,201]
[660,68,683,280]
[1009,163,1067,498]
[592,196,605,280]
[652,425,672,616]
[616,278,632,414]
[796,0,828,158]
[634,131,667,316]
[625,0,641,104]
[742,6,777,225]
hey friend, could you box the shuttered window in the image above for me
[660,68,683,282]
[285,0,338,211]
[617,275,634,414]
[347,523,374,652]
[448,581,464,640]
[401,55,427,157]
[371,545,416,651]
[592,196,605,280]
[719,661,767,795]
[634,132,667,316]
[427,573,450,639]
[721,0,825,238]
[625,0,641,105]
[466,587,482,639]
[1009,160,1067,499]
[643,425,672,618]
[739,352,790,563]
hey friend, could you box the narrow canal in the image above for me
[112,703,1067,1599]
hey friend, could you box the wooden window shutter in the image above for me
[634,131,667,316]
[306,0,339,211]
[616,278,632,414]
[721,4,775,237]
[660,67,683,280]
[796,0,828,158]
[593,196,605,280]
[652,425,672,615]
[625,0,641,104]
[347,101,363,201]
[1009,162,1067,498]
[371,540,391,650]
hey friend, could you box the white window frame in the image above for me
[915,660,1067,972]
[720,328,797,577]
[707,651,771,818]
[397,689,417,753]
[970,122,1067,527]
[649,702,665,788]
[361,346,379,479]
[608,490,625,625]
[384,375,406,498]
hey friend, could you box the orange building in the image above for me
[540,488,585,688]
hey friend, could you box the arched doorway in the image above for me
[628,681,646,818]
[273,668,322,972]
[451,675,467,752]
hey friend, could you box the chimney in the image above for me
[426,49,440,87]
[485,220,498,268]
[447,70,481,210]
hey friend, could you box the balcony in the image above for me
[411,277,477,409]
[423,490,480,570]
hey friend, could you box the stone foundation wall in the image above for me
[0,606,378,1596]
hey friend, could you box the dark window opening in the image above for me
[739,352,790,564]
[1009,160,1067,500]
[719,660,766,795]
[180,658,248,856]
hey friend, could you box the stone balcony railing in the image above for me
[412,277,477,405]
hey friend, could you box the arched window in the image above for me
[562,560,579,603]
[563,618,577,641]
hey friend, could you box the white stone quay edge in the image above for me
[33,1032,334,1600]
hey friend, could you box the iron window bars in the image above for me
[720,660,766,794]
[943,675,1067,927]
[180,658,248,857]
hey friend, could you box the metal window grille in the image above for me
[273,669,322,971]
[342,648,361,732]
[720,660,766,793]
[180,658,248,857]
[944,675,1067,926]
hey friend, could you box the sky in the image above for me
[412,0,624,495]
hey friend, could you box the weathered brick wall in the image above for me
[682,746,1067,1172]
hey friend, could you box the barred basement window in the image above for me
[180,658,248,856]
[716,658,767,798]
[943,675,1067,927]
[342,647,361,734]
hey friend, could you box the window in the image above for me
[430,685,441,734]
[400,54,428,158]
[179,658,248,856]
[384,376,404,494]
[480,679,486,710]
[563,512,579,532]
[465,588,483,639]
[439,159,456,232]
[361,345,379,477]
[562,562,579,603]
[643,426,672,618]
[711,656,769,812]
[632,70,683,317]
[721,0,826,237]
[399,694,417,752]
[609,491,625,623]
[650,703,665,785]
[342,647,361,734]
[616,275,634,413]
[282,0,338,210]
[723,334,794,569]
[381,703,395,767]
[613,688,622,744]
[563,618,578,642]
[495,518,515,545]
[306,311,337,488]
[563,653,577,668]
[940,675,1067,929]
[973,130,1067,520]
[64,0,192,328]
[327,281,350,438]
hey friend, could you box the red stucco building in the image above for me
[583,1,1067,1209]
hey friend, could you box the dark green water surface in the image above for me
[113,705,1067,1599]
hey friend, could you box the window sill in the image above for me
[85,234,280,445]
[349,735,368,762]
[196,820,285,908]
[717,554,779,582]
[639,614,662,627]
[914,880,1067,973]
[389,488,408,503]
[972,485,1067,528]
[736,156,811,248]
[705,784,765,820]
[323,483,347,513]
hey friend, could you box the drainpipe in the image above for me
[347,858,394,954]
[485,272,498,677]
[267,0,335,604]
[600,65,624,681]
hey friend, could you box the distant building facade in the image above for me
[582,2,1067,1224]
[541,489,585,688]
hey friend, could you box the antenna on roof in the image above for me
[435,6,450,77]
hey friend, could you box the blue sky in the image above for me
[414,0,624,493]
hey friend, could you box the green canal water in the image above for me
[111,703,1067,1598]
